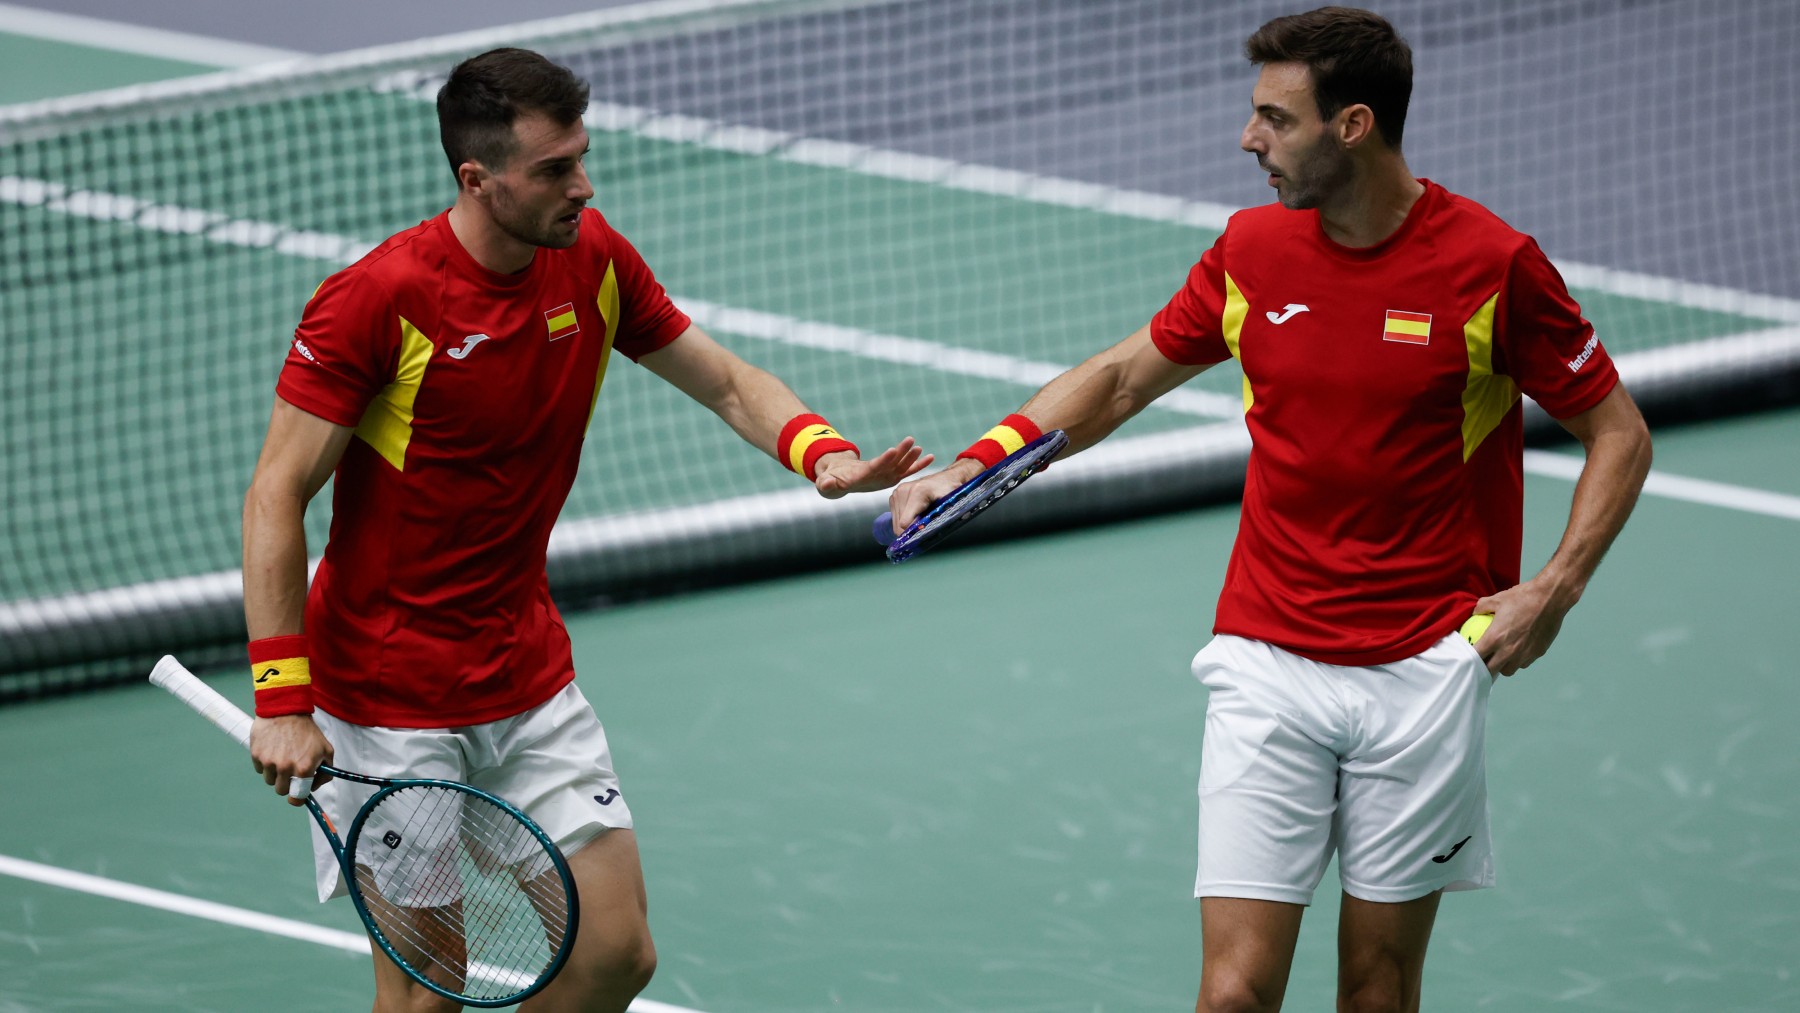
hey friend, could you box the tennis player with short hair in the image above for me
[890,8,1652,1010]
[243,47,928,1013]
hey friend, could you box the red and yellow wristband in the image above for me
[249,634,313,718]
[777,413,859,481]
[957,413,1043,470]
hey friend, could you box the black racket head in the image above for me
[887,429,1067,562]
[342,781,579,1008]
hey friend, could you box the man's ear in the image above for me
[1337,103,1378,150]
[455,160,489,197]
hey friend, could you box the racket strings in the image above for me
[353,785,572,1001]
[920,466,1030,535]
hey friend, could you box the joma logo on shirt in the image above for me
[447,334,491,360]
[293,339,317,363]
[1566,333,1600,373]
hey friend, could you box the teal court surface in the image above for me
[4,408,1800,1011]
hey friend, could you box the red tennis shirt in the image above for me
[276,209,690,726]
[1151,180,1620,665]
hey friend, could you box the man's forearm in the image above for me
[242,488,311,639]
[1534,417,1652,604]
[718,365,814,459]
[1012,324,1202,456]
[1015,355,1145,454]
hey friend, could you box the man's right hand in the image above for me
[249,714,334,806]
[887,457,985,536]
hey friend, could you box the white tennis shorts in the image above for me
[305,683,632,903]
[1193,633,1496,905]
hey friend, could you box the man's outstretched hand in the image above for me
[813,439,933,498]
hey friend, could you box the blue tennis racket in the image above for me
[874,429,1068,562]
[149,656,578,1008]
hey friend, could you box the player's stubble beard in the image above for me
[1263,133,1354,211]
[487,178,583,250]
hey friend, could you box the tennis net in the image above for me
[4,0,1798,696]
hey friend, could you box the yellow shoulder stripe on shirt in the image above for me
[1460,292,1518,461]
[1221,270,1252,412]
[354,315,434,471]
[586,260,622,430]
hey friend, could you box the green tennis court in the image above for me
[4,9,1799,1012]
[6,408,1800,1010]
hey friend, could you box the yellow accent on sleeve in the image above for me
[1461,293,1520,461]
[1221,271,1253,412]
[353,316,434,471]
[251,657,312,691]
[787,425,844,475]
[979,424,1028,458]
[586,261,622,429]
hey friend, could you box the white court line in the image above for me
[6,170,1800,526]
[2,0,1795,324]
[1523,450,1800,520]
[0,174,1248,417]
[0,853,706,1013]
[569,87,1800,324]
[679,297,1244,418]
[0,853,369,951]
[0,0,859,123]
[0,2,303,67]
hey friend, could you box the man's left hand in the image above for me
[1470,577,1579,676]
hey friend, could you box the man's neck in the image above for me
[1316,156,1424,249]
[447,199,535,274]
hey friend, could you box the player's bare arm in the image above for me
[888,322,1210,529]
[242,397,352,802]
[1474,384,1652,675]
[640,324,932,497]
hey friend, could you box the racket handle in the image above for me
[151,654,316,801]
[872,511,898,546]
[150,654,252,749]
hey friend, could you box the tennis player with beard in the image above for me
[890,9,1651,1010]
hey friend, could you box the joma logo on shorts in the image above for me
[1430,835,1472,864]
[593,789,619,806]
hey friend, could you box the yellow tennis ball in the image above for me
[1459,613,1493,645]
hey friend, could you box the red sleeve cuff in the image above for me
[249,635,314,718]
[253,684,315,718]
[777,414,858,480]
[800,436,858,480]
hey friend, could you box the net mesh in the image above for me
[4,0,1797,693]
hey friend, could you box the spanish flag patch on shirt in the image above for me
[1382,309,1432,345]
[545,302,580,341]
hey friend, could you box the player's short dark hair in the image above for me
[437,48,590,178]
[1246,7,1412,150]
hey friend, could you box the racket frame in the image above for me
[149,656,580,1007]
[334,773,580,1008]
